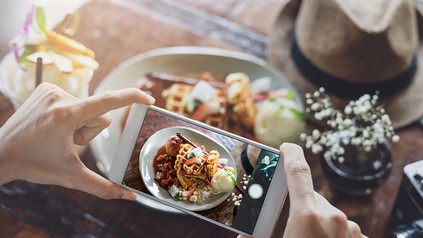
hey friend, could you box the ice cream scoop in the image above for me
[211,169,236,193]
[255,98,305,148]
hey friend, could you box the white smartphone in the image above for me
[109,104,288,237]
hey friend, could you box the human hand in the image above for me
[237,143,366,238]
[0,83,155,200]
[280,143,365,238]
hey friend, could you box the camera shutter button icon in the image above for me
[248,184,263,199]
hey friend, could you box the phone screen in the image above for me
[122,107,281,235]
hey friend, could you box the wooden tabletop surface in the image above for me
[1,0,423,237]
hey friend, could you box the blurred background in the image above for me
[0,0,88,56]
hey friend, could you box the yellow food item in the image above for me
[46,31,95,58]
[206,150,219,178]
[162,83,227,129]
[225,72,256,129]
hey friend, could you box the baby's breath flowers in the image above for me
[300,88,400,163]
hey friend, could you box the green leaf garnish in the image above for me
[286,89,294,99]
[187,150,195,159]
[36,6,47,33]
[223,168,237,185]
[196,180,206,189]
[290,108,305,121]
[19,47,36,64]
[267,98,276,103]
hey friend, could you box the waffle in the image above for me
[162,83,227,129]
[177,174,201,190]
[206,150,219,178]
[225,73,256,129]
[179,144,207,175]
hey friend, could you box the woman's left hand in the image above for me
[0,83,155,200]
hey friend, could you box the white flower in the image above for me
[311,103,320,111]
[301,88,399,162]
[344,105,352,114]
[392,135,400,142]
[312,129,320,139]
[311,144,323,154]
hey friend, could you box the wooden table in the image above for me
[1,0,422,237]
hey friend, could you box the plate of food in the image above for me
[139,126,236,211]
[89,46,304,211]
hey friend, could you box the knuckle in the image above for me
[49,105,75,121]
[287,162,311,176]
[299,207,320,222]
[99,91,118,104]
[45,88,64,105]
[330,212,348,228]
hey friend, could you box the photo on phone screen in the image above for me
[121,107,282,235]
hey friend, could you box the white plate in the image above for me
[139,126,235,212]
[89,46,303,212]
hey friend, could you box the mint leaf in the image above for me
[286,89,294,99]
[19,47,36,64]
[290,108,305,121]
[36,6,47,33]
[267,98,276,103]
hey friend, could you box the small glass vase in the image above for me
[320,141,392,195]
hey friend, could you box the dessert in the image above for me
[153,132,236,204]
[255,98,305,148]
[211,169,237,193]
[127,71,305,148]
[0,6,98,109]
[162,81,227,129]
[225,72,256,130]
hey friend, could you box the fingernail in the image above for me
[121,192,137,201]
[146,94,155,104]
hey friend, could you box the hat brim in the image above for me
[267,0,423,129]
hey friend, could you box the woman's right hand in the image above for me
[281,143,365,238]
[238,143,366,238]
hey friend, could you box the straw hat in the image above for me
[267,0,423,128]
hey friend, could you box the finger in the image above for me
[74,113,111,145]
[69,166,137,201]
[280,143,315,206]
[346,220,363,238]
[77,87,155,119]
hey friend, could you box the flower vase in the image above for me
[320,141,392,195]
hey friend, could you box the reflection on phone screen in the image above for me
[122,108,281,235]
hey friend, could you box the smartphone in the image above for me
[109,104,288,237]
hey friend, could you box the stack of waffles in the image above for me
[162,83,228,129]
[174,143,219,189]
[137,72,257,133]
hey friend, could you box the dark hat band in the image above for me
[291,34,417,98]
